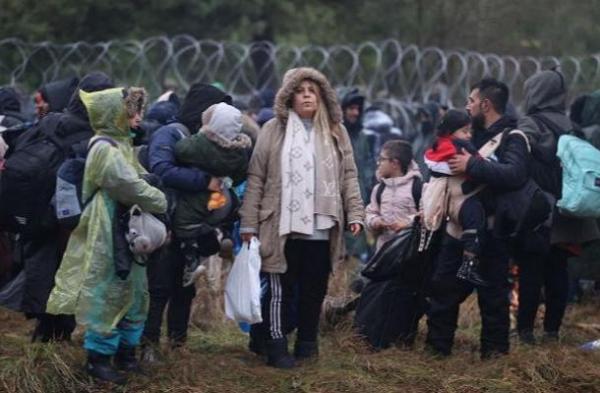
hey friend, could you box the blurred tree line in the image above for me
[1,0,600,55]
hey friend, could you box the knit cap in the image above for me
[437,109,470,135]
[203,102,243,143]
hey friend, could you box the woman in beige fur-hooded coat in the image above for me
[239,67,364,368]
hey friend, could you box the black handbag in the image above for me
[361,217,434,282]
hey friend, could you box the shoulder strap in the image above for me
[477,131,506,158]
[82,136,118,207]
[375,181,386,206]
[529,113,565,141]
[411,176,423,210]
[88,136,117,151]
[506,129,531,152]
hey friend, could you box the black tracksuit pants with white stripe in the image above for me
[260,239,331,342]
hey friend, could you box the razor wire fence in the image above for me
[2,35,600,133]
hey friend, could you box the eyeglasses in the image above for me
[376,156,393,164]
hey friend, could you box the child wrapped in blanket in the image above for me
[173,102,252,286]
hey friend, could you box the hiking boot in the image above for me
[114,345,143,374]
[266,338,296,369]
[294,341,319,360]
[518,330,536,345]
[86,351,127,385]
[456,254,488,287]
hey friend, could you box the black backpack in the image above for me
[0,113,92,236]
[374,176,422,207]
[527,114,571,198]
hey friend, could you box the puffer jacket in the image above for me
[239,67,365,273]
[147,83,231,193]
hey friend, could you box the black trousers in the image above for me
[21,231,76,341]
[426,233,510,357]
[459,196,486,255]
[258,239,331,343]
[516,245,570,334]
[143,243,196,344]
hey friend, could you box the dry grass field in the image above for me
[2,256,600,393]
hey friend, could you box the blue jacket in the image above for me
[147,122,209,192]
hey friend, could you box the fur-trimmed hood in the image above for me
[124,87,148,119]
[80,87,147,139]
[274,67,343,126]
[201,127,252,150]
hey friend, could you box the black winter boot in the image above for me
[114,345,143,373]
[86,351,127,385]
[248,324,267,356]
[518,330,536,345]
[456,254,488,287]
[294,341,319,360]
[266,338,296,369]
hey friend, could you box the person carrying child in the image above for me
[422,109,487,286]
[172,102,252,286]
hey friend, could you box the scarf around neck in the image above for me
[279,110,339,236]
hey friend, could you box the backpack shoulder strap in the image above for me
[81,137,118,207]
[411,176,423,210]
[506,129,531,152]
[375,181,386,206]
[529,113,565,140]
[478,131,506,158]
[88,136,118,151]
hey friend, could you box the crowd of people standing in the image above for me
[0,65,599,384]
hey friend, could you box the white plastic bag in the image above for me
[224,237,262,324]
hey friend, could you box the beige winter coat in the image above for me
[239,67,365,273]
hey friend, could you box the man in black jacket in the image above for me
[425,79,529,358]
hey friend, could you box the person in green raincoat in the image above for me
[46,87,167,385]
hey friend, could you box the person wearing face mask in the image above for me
[239,67,364,368]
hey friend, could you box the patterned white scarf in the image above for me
[279,110,339,236]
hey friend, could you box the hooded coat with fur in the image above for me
[239,67,365,273]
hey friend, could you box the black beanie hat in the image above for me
[437,109,470,136]
[178,83,232,133]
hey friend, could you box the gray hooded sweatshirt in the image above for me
[518,70,599,245]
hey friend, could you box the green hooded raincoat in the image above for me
[46,88,167,334]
